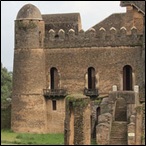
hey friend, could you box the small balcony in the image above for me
[83,88,99,97]
[43,89,67,98]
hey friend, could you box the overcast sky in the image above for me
[1,1,126,71]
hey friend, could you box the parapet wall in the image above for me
[44,26,143,48]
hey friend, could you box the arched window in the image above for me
[88,67,96,89]
[123,65,133,90]
[50,67,59,89]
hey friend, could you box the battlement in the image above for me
[44,26,143,48]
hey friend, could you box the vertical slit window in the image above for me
[52,100,57,110]
[123,65,133,90]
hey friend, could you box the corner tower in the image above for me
[11,4,47,133]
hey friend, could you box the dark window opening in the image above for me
[88,67,96,89]
[52,100,57,110]
[123,65,133,90]
[50,67,59,89]
[55,34,59,38]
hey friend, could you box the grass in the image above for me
[1,129,97,145]
[1,129,64,145]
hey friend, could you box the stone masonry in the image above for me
[64,94,91,145]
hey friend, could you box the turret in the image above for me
[13,4,45,94]
[11,4,47,133]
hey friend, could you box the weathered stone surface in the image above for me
[128,122,136,145]
[96,123,110,145]
[16,4,42,20]
[64,94,91,145]
[98,113,112,124]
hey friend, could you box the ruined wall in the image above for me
[64,94,91,145]
[90,99,101,138]
[125,6,144,34]
[93,6,144,35]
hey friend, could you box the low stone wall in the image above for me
[1,102,11,129]
[64,94,91,145]
[96,113,112,145]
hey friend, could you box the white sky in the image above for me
[1,1,126,71]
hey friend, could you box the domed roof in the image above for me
[16,4,42,20]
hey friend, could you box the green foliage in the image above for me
[1,130,97,145]
[91,139,97,145]
[1,130,64,145]
[1,63,12,103]
[66,94,89,108]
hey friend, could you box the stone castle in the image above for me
[11,1,145,145]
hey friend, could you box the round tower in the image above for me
[11,4,47,133]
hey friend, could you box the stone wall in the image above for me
[64,94,91,145]
[45,27,142,48]
[11,94,47,133]
[42,13,82,35]
[12,49,46,95]
[93,5,144,35]
[45,46,143,96]
[96,113,112,145]
[15,20,44,49]
[90,99,101,138]
[46,98,65,133]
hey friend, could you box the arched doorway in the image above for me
[50,67,59,89]
[88,67,96,89]
[123,65,133,90]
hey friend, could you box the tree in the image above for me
[1,63,12,103]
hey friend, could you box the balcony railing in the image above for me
[43,89,67,98]
[83,88,99,97]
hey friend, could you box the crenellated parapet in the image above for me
[44,26,143,48]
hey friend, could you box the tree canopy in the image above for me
[1,63,12,103]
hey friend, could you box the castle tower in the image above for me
[11,4,47,133]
